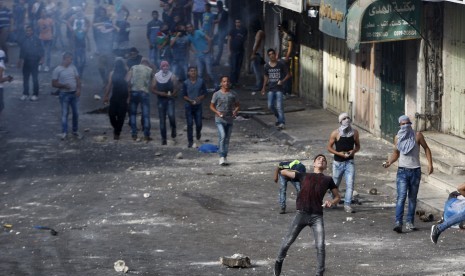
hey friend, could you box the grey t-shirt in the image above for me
[52,65,79,92]
[211,90,238,124]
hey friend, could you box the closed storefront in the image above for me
[324,36,350,114]
[442,3,465,138]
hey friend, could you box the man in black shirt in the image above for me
[227,19,247,87]
[274,154,340,276]
[326,112,360,213]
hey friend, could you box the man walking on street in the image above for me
[383,115,434,233]
[126,57,154,142]
[52,52,81,140]
[182,66,207,148]
[261,48,290,130]
[210,76,240,166]
[274,154,340,276]
[327,112,360,213]
[18,25,44,101]
[227,19,247,87]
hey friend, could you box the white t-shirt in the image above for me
[52,65,79,92]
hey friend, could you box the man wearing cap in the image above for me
[383,115,433,233]
[327,112,360,213]
[274,154,340,276]
[273,159,306,214]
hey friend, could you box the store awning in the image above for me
[346,0,422,51]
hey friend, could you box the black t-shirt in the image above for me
[334,136,355,162]
[295,172,337,215]
[229,27,247,52]
[264,60,288,92]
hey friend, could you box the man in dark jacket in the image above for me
[18,25,44,101]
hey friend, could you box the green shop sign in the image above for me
[347,0,421,51]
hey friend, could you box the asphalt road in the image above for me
[1,1,465,275]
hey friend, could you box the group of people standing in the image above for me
[273,113,436,276]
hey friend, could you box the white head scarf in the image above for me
[396,115,416,154]
[338,112,354,137]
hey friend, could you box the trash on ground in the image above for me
[143,193,150,198]
[369,188,377,195]
[33,225,58,236]
[219,253,252,268]
[175,152,183,159]
[114,260,129,273]
[198,144,218,153]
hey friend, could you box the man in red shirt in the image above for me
[274,154,341,276]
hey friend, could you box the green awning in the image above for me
[347,0,422,51]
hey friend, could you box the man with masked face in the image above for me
[383,115,433,233]
[326,112,360,213]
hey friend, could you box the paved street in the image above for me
[1,1,464,275]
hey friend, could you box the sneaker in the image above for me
[274,260,283,276]
[44,66,49,72]
[132,135,137,141]
[161,140,167,145]
[219,157,225,165]
[60,133,67,140]
[72,132,83,139]
[20,95,29,101]
[196,132,201,140]
[144,136,153,142]
[344,205,355,213]
[114,134,120,140]
[405,222,417,231]
[279,207,286,214]
[30,95,38,101]
[430,225,440,244]
[188,142,193,148]
[277,123,285,130]
[393,222,402,233]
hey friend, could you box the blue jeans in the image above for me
[74,47,86,76]
[251,55,264,90]
[172,58,188,81]
[277,211,325,276]
[229,50,244,84]
[41,40,52,67]
[196,53,216,86]
[267,91,285,124]
[395,167,421,224]
[157,98,176,141]
[185,103,202,144]
[279,174,301,209]
[215,119,233,158]
[438,208,465,233]
[59,92,79,134]
[149,44,159,67]
[129,91,151,137]
[332,159,355,206]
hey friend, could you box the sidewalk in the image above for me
[233,78,445,217]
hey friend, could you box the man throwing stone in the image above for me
[383,115,433,233]
[274,154,340,276]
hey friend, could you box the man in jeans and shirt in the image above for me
[18,25,44,101]
[261,48,290,130]
[327,112,360,213]
[182,66,207,148]
[274,154,340,276]
[383,115,433,233]
[227,19,247,87]
[52,52,81,140]
[126,58,154,142]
